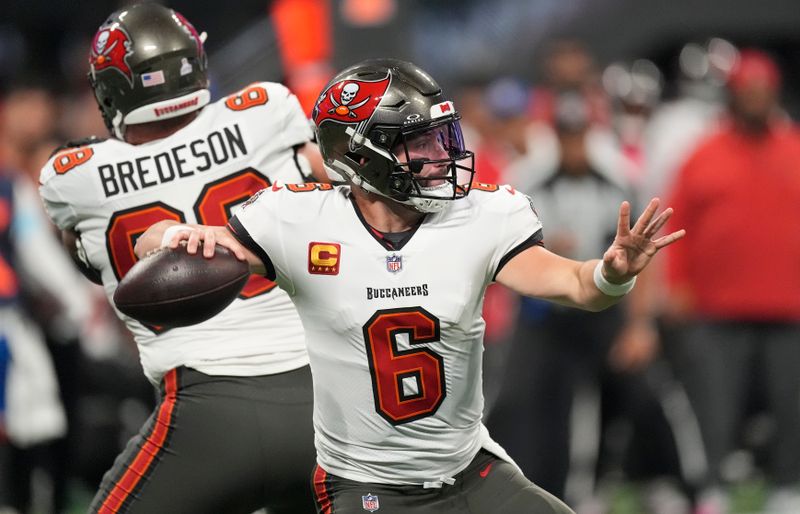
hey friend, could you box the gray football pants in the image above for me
[312,449,575,514]
[88,365,316,514]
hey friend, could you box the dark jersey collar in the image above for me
[348,194,426,251]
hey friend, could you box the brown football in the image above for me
[113,243,250,328]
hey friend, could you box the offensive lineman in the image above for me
[136,59,685,513]
[38,4,320,513]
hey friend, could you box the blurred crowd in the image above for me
[471,38,800,514]
[1,24,800,514]
[0,79,156,511]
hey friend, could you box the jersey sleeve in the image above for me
[227,187,288,287]
[488,186,544,280]
[39,158,83,230]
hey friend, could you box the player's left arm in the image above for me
[496,198,685,311]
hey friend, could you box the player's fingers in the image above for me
[231,242,246,261]
[218,228,247,261]
[617,201,632,236]
[169,229,190,249]
[203,229,216,258]
[186,229,202,254]
[223,236,247,261]
[644,208,672,238]
[167,232,180,249]
[632,198,659,235]
[653,229,686,249]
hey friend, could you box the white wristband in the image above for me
[160,224,193,247]
[593,261,636,296]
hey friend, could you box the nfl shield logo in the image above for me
[362,493,380,512]
[386,254,402,273]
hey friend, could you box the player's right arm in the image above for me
[496,198,685,311]
[134,220,266,275]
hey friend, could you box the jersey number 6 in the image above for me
[363,307,445,425]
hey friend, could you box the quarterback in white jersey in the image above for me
[39,5,318,514]
[229,180,541,484]
[138,59,685,514]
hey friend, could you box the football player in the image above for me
[38,4,321,513]
[136,59,685,513]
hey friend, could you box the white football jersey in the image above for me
[39,82,312,384]
[231,183,543,484]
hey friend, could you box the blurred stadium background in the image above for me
[2,0,800,513]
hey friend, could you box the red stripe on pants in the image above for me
[97,369,179,513]
[313,465,332,513]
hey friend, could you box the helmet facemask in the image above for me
[386,119,475,213]
[330,117,475,213]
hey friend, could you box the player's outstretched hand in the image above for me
[601,198,685,284]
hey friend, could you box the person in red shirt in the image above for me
[666,49,800,514]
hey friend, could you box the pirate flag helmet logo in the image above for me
[90,25,134,86]
[313,75,391,126]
